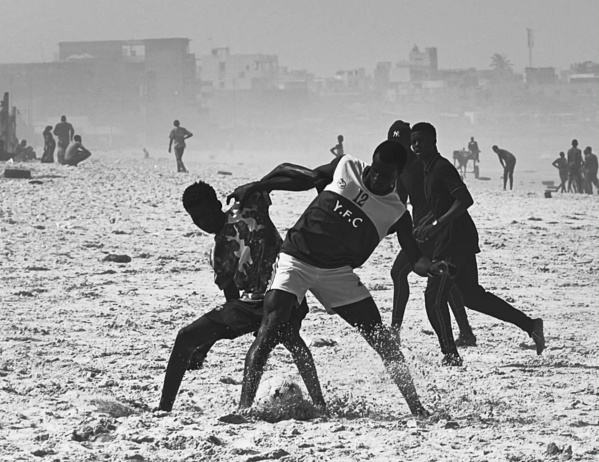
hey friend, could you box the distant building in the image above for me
[525,67,557,85]
[0,38,197,146]
[58,38,197,112]
[199,47,278,91]
[198,47,314,127]
[396,45,438,82]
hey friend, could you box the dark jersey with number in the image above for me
[211,192,281,303]
[281,155,406,269]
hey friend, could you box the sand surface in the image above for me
[1,150,598,462]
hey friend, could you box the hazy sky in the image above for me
[1,0,597,75]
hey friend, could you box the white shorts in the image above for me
[268,253,371,311]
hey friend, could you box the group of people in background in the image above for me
[552,139,598,194]
[41,115,92,166]
[2,114,92,167]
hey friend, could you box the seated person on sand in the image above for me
[158,181,325,413]
[63,135,91,166]
[13,139,37,162]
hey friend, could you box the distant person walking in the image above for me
[567,139,583,193]
[551,152,568,193]
[583,146,598,195]
[41,125,56,163]
[492,145,516,190]
[329,135,345,158]
[53,115,74,165]
[168,120,193,173]
[64,135,91,166]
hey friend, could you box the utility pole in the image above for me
[526,28,534,68]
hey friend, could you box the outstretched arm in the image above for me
[228,157,341,207]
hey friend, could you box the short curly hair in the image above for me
[182,181,218,211]
[373,139,407,171]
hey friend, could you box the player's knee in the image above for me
[175,325,200,351]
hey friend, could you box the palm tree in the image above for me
[490,53,513,73]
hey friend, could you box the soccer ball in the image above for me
[255,376,303,407]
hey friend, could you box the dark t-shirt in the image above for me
[397,150,430,227]
[423,154,480,259]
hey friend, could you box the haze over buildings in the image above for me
[0,0,597,170]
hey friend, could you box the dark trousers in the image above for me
[425,253,534,355]
[391,249,472,337]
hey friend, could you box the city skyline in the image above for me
[1,0,597,76]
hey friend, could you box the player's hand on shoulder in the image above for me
[227,181,258,208]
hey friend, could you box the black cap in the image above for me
[387,120,411,141]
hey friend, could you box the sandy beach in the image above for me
[1,149,598,462]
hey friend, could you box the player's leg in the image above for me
[334,297,428,416]
[279,299,326,410]
[558,172,566,192]
[180,147,188,172]
[508,162,515,190]
[159,314,239,411]
[390,250,413,329]
[454,254,545,354]
[448,286,477,346]
[239,289,297,408]
[423,265,461,364]
[159,299,264,411]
